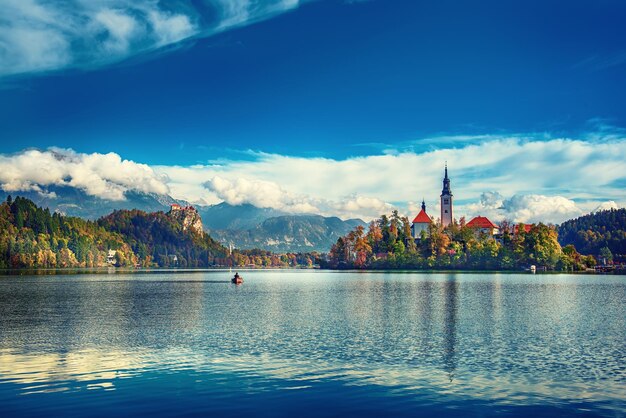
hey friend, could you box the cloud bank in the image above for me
[205,176,319,214]
[204,176,392,219]
[1,134,624,223]
[0,148,169,200]
[0,0,302,77]
[464,192,584,224]
[158,136,626,222]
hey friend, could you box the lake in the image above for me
[0,270,624,417]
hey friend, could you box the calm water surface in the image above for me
[0,270,624,417]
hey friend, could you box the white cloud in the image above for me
[331,195,392,220]
[203,176,390,220]
[0,148,169,200]
[0,0,302,77]
[153,136,626,221]
[93,9,141,54]
[205,176,319,214]
[1,135,625,222]
[592,200,620,213]
[147,10,195,46]
[465,193,584,224]
[502,195,582,224]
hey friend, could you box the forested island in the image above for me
[323,210,625,272]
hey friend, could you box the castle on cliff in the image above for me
[168,204,204,236]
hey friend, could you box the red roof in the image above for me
[412,209,431,224]
[467,216,497,229]
[514,224,533,234]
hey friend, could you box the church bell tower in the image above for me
[440,164,453,227]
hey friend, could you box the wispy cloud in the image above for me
[572,50,626,72]
[0,0,303,78]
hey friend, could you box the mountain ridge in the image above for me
[209,214,367,253]
[0,189,366,253]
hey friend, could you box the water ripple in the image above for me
[0,270,624,417]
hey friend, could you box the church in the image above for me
[411,165,498,238]
[411,165,453,237]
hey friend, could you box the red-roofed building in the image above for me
[467,216,499,237]
[513,223,533,235]
[411,200,432,238]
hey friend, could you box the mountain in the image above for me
[98,207,225,267]
[209,215,367,253]
[0,189,365,253]
[0,186,189,219]
[557,208,626,259]
[0,196,319,269]
[0,196,227,269]
[197,202,286,230]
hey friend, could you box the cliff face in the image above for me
[168,207,204,236]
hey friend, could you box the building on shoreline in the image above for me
[411,165,453,232]
[411,200,431,238]
[466,216,499,236]
[107,250,117,265]
[411,164,500,238]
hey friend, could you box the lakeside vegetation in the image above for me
[0,196,315,269]
[1,196,623,273]
[557,208,626,263]
[323,211,606,272]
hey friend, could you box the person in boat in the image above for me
[234,272,240,280]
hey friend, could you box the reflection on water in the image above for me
[0,271,625,417]
[443,276,457,382]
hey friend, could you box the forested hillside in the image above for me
[0,196,317,269]
[0,196,138,268]
[558,209,626,261]
[98,209,227,267]
[0,196,228,268]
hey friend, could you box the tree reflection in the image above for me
[442,275,458,382]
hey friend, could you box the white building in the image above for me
[411,200,432,238]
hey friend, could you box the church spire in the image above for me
[442,163,452,195]
[440,163,453,227]
[421,199,426,211]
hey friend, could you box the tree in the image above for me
[402,217,417,254]
[524,224,562,269]
[367,221,383,253]
[352,225,372,268]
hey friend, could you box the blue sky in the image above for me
[1,0,625,222]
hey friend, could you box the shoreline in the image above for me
[1,267,624,276]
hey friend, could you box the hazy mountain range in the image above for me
[0,186,187,219]
[208,215,366,253]
[0,188,363,253]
